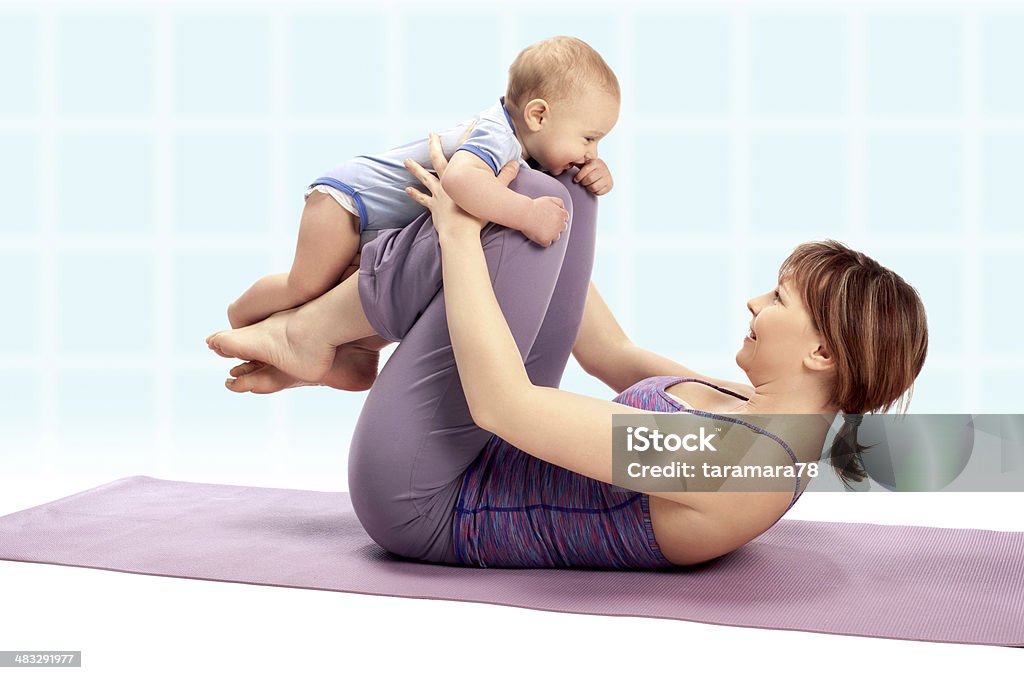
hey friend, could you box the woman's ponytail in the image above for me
[828,414,870,490]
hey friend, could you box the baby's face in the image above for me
[528,88,619,175]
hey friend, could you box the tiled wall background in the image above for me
[1,4,1022,485]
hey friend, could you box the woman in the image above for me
[209,134,928,569]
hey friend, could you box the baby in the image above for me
[210,36,620,390]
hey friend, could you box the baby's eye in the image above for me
[585,137,595,143]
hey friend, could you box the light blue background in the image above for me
[1,5,1022,485]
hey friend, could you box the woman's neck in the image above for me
[732,376,837,418]
[730,380,838,463]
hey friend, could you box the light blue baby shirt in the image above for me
[308,97,528,233]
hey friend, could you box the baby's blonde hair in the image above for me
[506,36,620,110]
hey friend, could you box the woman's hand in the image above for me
[403,132,520,242]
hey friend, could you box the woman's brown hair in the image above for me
[778,240,929,489]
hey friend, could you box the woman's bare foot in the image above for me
[206,307,334,383]
[224,338,385,394]
[225,361,309,394]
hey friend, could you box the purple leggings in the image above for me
[348,167,596,564]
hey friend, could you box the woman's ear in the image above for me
[523,98,550,131]
[804,343,835,373]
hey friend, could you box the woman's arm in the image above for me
[573,280,756,399]
[434,215,789,513]
[436,227,712,504]
[402,136,789,512]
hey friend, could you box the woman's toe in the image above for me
[225,363,295,394]
[225,376,250,392]
[230,361,263,378]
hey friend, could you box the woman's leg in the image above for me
[349,168,597,564]
[521,178,597,388]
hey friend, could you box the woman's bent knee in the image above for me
[563,171,596,213]
[509,168,573,217]
[348,482,455,563]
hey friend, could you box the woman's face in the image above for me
[736,277,831,380]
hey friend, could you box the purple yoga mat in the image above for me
[1,476,1021,647]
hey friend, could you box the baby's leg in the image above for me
[207,249,382,383]
[207,258,380,378]
[227,191,360,328]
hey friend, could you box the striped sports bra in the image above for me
[651,376,805,511]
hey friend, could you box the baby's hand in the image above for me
[523,196,569,247]
[572,158,613,196]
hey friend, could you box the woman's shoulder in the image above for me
[612,376,680,410]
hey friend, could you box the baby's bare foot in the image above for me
[206,307,334,383]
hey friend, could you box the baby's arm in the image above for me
[440,151,569,247]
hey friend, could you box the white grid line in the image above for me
[733,7,752,367]
[268,6,288,472]
[385,6,404,148]
[9,116,1024,133]
[963,8,981,412]
[154,6,172,470]
[6,1,1024,9]
[499,6,516,66]
[849,7,865,238]
[38,8,57,468]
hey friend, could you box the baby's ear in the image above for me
[496,161,520,187]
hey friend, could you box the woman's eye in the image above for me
[774,290,781,302]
